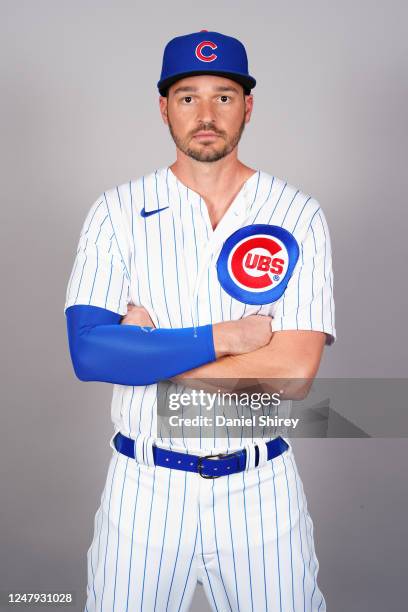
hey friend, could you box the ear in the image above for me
[159,96,169,125]
[244,94,254,124]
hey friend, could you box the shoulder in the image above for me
[88,168,165,229]
[257,169,328,240]
[101,167,168,212]
[257,169,321,215]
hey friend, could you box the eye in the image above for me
[183,96,193,103]
[219,95,230,103]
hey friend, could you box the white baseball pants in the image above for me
[84,437,326,611]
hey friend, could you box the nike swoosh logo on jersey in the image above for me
[140,206,169,217]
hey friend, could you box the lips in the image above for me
[193,131,219,138]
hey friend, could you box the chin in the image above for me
[189,145,225,161]
[188,151,226,163]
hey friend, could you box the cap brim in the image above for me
[157,70,256,96]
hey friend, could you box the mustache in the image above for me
[190,124,226,137]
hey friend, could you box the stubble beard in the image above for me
[167,114,246,163]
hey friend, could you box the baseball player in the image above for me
[64,30,336,612]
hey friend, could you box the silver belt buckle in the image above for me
[197,451,241,479]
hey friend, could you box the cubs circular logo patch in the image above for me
[217,224,300,305]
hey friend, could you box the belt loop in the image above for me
[145,437,155,467]
[244,443,256,471]
[256,439,269,468]
[109,429,119,452]
[282,436,293,454]
[134,434,145,464]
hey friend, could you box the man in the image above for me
[65,30,335,612]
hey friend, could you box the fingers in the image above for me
[127,304,150,314]
[122,304,156,328]
[129,305,155,325]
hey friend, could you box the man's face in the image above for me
[159,75,254,163]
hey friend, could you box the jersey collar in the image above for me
[144,166,261,218]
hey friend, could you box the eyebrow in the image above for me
[172,86,197,94]
[172,85,240,95]
[214,86,240,93]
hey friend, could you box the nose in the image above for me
[196,98,217,124]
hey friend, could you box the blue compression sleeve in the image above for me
[65,304,216,386]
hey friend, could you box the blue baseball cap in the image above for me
[157,30,256,96]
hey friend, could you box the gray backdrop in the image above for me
[1,1,407,610]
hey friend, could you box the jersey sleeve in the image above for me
[64,194,218,386]
[64,195,130,316]
[271,205,336,345]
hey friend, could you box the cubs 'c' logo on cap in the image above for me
[195,41,218,62]
[217,224,300,305]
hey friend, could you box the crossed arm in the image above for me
[121,305,326,399]
[172,330,326,396]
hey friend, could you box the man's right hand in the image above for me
[121,304,156,328]
[212,315,273,358]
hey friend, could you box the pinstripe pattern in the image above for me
[64,166,335,453]
[193,444,325,612]
[65,166,332,611]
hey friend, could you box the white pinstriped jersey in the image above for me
[64,166,336,454]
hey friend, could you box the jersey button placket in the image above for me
[192,198,214,324]
[190,185,252,327]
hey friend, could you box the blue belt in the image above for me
[113,432,289,478]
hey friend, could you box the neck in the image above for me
[170,150,256,220]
